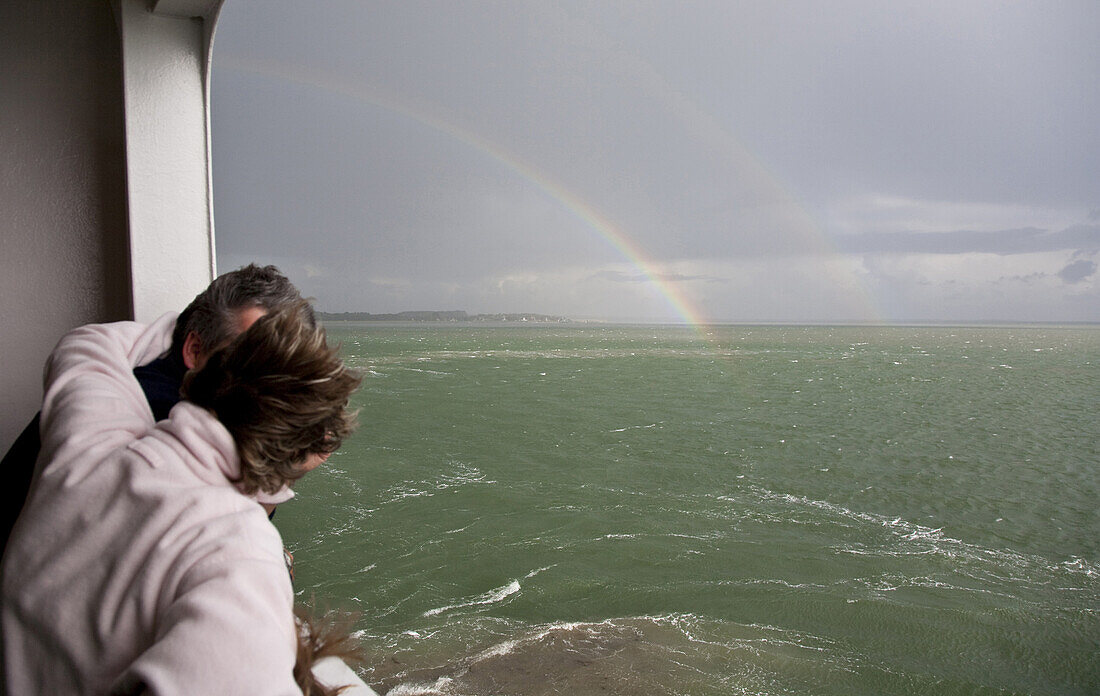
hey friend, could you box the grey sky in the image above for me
[211,1,1099,323]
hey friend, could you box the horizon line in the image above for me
[315,309,1100,329]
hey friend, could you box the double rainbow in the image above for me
[216,56,881,328]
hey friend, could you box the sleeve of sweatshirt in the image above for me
[38,314,177,472]
[111,537,302,696]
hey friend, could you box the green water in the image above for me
[277,324,1099,695]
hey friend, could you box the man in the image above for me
[0,264,310,559]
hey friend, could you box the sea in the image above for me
[275,323,1099,696]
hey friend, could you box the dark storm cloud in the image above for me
[1058,259,1098,284]
[836,225,1100,256]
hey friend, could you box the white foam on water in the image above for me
[423,580,521,617]
[1057,556,1099,578]
[758,487,949,538]
[648,613,847,669]
[377,463,495,507]
[463,617,625,668]
[523,564,556,579]
[903,527,944,541]
[669,531,725,541]
[401,366,452,376]
[609,422,660,433]
[435,462,494,488]
[384,489,433,503]
[386,677,456,696]
[743,485,1098,600]
[471,638,521,661]
[736,578,830,590]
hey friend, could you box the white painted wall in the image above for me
[0,1,132,451]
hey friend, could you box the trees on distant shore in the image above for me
[316,310,570,323]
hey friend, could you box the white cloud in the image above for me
[861,251,1099,323]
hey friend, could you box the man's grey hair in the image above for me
[170,264,314,360]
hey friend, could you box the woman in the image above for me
[1,301,360,695]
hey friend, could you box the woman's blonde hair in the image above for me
[181,300,361,494]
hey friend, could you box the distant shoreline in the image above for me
[316,310,572,323]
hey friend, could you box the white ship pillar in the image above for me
[116,0,223,322]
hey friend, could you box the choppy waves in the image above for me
[289,324,1100,695]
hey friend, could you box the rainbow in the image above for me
[216,55,883,328]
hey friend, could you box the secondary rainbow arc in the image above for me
[217,56,886,328]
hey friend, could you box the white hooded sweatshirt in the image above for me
[0,315,301,695]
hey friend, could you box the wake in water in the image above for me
[372,613,873,696]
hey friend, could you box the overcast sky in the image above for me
[211,1,1099,324]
